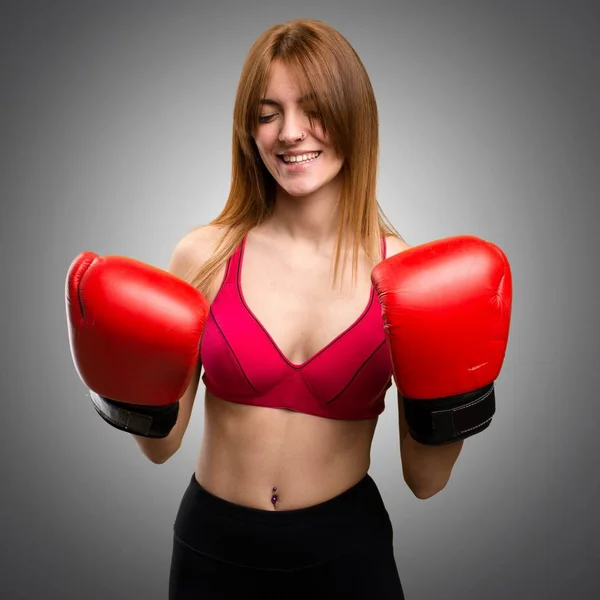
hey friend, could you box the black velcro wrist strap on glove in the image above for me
[404,383,495,446]
[89,391,179,439]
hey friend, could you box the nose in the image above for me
[278,112,306,144]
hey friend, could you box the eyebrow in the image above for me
[259,93,315,107]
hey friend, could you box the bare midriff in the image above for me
[194,390,378,510]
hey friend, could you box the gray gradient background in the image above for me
[2,0,599,598]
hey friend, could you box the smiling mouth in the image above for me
[277,151,322,165]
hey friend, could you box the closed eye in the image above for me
[258,113,278,124]
[258,109,321,125]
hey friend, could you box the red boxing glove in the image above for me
[371,235,512,445]
[66,252,209,438]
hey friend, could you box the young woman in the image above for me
[67,18,510,600]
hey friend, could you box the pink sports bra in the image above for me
[200,235,393,420]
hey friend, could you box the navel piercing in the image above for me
[271,487,278,507]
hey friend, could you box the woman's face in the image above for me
[253,60,344,198]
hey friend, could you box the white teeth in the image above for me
[281,152,320,164]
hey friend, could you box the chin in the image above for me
[281,181,323,197]
[276,172,342,198]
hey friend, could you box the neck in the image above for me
[265,174,344,249]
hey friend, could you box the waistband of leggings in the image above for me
[173,472,393,570]
[184,471,381,525]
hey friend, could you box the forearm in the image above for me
[130,380,198,464]
[400,433,463,499]
[90,393,183,464]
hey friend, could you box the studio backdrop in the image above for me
[2,1,598,598]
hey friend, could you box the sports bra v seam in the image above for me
[200,233,393,420]
[234,235,385,370]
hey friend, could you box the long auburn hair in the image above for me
[188,19,401,296]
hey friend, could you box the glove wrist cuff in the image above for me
[89,392,178,439]
[404,383,496,446]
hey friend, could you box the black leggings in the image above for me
[169,472,405,599]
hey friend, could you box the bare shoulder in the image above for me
[167,224,227,280]
[384,233,412,260]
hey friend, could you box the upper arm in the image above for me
[163,225,224,450]
[384,234,412,449]
[385,234,464,495]
[384,233,411,259]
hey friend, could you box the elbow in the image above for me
[148,453,171,465]
[410,484,444,500]
[133,435,180,464]
[148,443,180,464]
[406,479,448,500]
[403,472,448,500]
